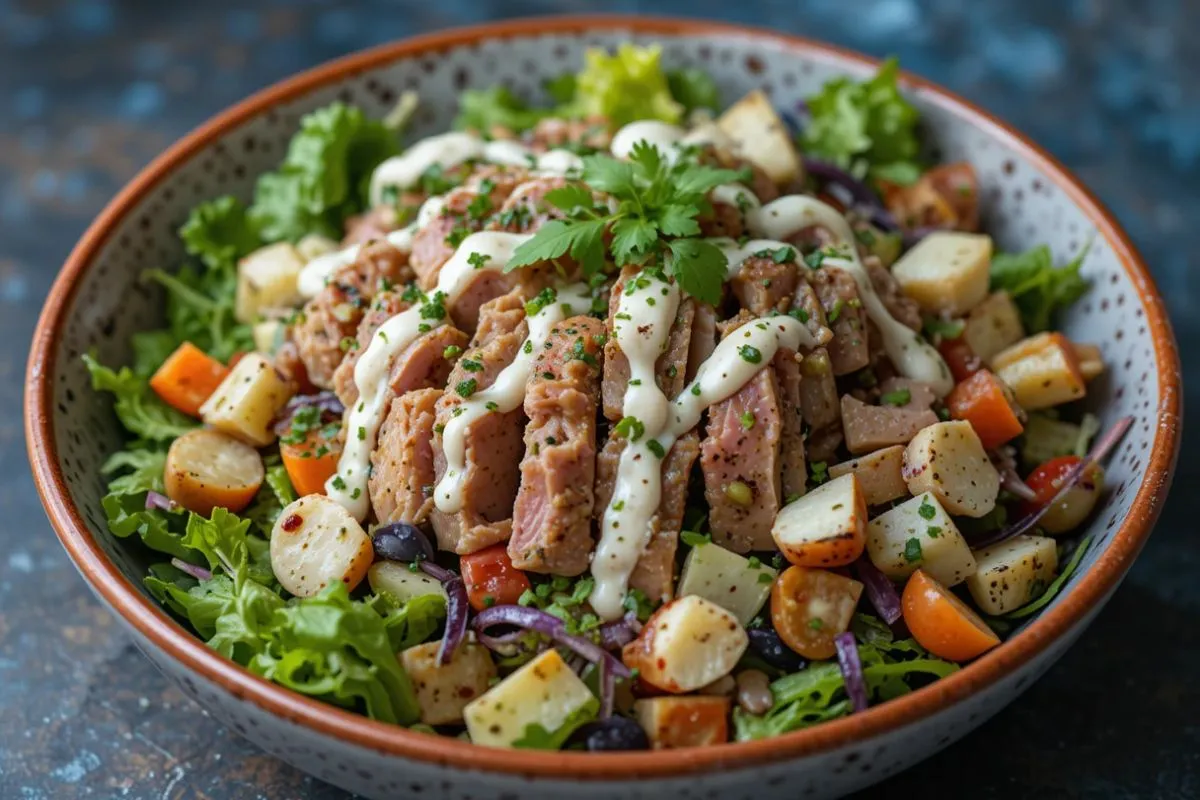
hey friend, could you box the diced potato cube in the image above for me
[253,320,285,355]
[992,332,1086,411]
[829,445,909,506]
[270,495,372,597]
[199,353,294,446]
[236,242,306,323]
[622,595,748,693]
[401,640,497,726]
[772,473,867,567]
[635,696,731,749]
[368,561,446,603]
[1071,342,1105,381]
[296,233,340,262]
[891,232,993,316]
[903,420,1000,518]
[966,534,1059,615]
[463,650,595,748]
[866,492,977,586]
[677,543,777,625]
[716,90,803,185]
[964,291,1026,363]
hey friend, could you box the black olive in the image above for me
[747,628,807,672]
[570,717,650,751]
[372,522,434,564]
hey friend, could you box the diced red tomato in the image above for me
[1021,455,1104,534]
[460,544,531,611]
[938,337,983,383]
[946,369,1024,449]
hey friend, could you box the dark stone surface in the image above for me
[2,1,1197,797]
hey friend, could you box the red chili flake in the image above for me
[281,514,304,532]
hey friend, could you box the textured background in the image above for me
[3,1,1198,798]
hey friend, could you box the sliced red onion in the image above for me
[170,557,212,582]
[598,656,615,719]
[145,490,178,512]
[418,561,467,664]
[273,391,345,435]
[999,466,1038,502]
[804,158,883,210]
[854,559,902,624]
[902,225,946,247]
[597,613,642,650]
[834,632,869,713]
[969,416,1133,550]
[473,605,632,679]
[857,204,901,233]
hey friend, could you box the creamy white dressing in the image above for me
[591,311,817,620]
[610,120,686,160]
[745,195,953,395]
[709,182,761,212]
[434,283,594,514]
[325,230,535,520]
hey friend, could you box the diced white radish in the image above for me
[966,534,1058,615]
[622,595,748,693]
[828,445,909,506]
[236,242,306,323]
[200,353,294,446]
[866,492,977,586]
[270,495,372,597]
[716,90,803,185]
[164,428,264,516]
[963,291,1025,364]
[635,696,731,749]
[891,231,993,316]
[903,420,1000,517]
[992,332,1086,411]
[677,543,777,625]
[771,473,866,568]
[463,649,595,748]
[400,639,497,726]
[368,561,446,603]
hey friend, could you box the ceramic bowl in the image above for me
[25,15,1181,800]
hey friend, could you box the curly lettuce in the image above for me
[989,242,1091,332]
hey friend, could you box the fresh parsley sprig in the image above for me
[505,142,744,304]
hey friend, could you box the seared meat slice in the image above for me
[701,320,785,553]
[774,347,807,500]
[410,166,528,287]
[601,267,696,420]
[331,290,408,408]
[292,240,411,388]
[841,394,938,455]
[343,204,405,246]
[488,177,570,234]
[809,266,870,375]
[865,256,922,333]
[369,388,442,526]
[527,116,613,151]
[430,292,529,555]
[686,302,718,382]
[698,199,749,239]
[509,316,606,575]
[594,431,701,605]
[731,254,799,316]
[799,347,843,463]
[791,280,830,342]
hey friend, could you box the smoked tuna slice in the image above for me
[509,316,606,575]
[369,388,442,526]
[774,347,808,500]
[809,266,870,376]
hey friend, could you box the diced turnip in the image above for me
[716,90,803,185]
[199,353,294,446]
[622,595,748,693]
[236,242,306,323]
[400,639,497,726]
[963,291,1025,364]
[635,696,731,749]
[866,492,977,586]
[270,495,373,597]
[891,231,992,316]
[903,420,1000,518]
[677,543,777,625]
[771,473,867,568]
[966,534,1059,615]
[828,445,909,506]
[463,649,596,748]
[992,332,1086,411]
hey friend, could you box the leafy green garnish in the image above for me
[989,242,1091,332]
[800,57,922,185]
[881,388,912,407]
[455,86,551,134]
[83,354,197,441]
[1003,535,1093,620]
[513,698,599,750]
[179,196,264,274]
[251,102,399,242]
[681,531,711,548]
[667,68,721,114]
[567,44,683,126]
[922,315,966,341]
[141,266,252,362]
[101,446,167,494]
[507,142,742,304]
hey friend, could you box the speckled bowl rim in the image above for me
[26,14,1182,781]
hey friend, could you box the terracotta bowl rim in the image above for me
[25,14,1182,781]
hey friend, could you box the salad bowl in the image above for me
[25,15,1181,799]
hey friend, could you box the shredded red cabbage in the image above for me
[597,613,642,650]
[804,158,882,211]
[170,557,212,582]
[834,632,869,713]
[854,559,902,624]
[598,657,615,719]
[419,561,468,665]
[969,416,1133,550]
[144,490,178,512]
[472,605,632,680]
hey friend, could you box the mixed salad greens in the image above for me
[86,44,1126,751]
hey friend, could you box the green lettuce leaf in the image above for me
[568,44,682,126]
[371,591,447,652]
[83,354,197,441]
[667,68,721,114]
[244,458,296,536]
[101,446,167,494]
[989,242,1091,332]
[179,195,264,274]
[513,698,599,750]
[250,102,399,242]
[141,265,252,362]
[455,86,551,133]
[130,330,181,378]
[800,57,922,185]
[145,565,240,641]
[101,491,192,560]
[180,507,274,586]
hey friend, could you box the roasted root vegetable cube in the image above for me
[296,233,340,262]
[235,242,306,323]
[252,320,285,355]
[634,696,731,749]
[716,90,803,185]
[677,542,777,625]
[464,649,596,748]
[991,332,1086,411]
[368,561,446,603]
[963,291,1025,364]
[866,492,977,586]
[828,445,909,506]
[269,495,373,597]
[164,428,264,516]
[890,231,993,316]
[400,640,497,726]
[903,420,1000,518]
[770,566,863,660]
[772,473,867,568]
[622,595,748,693]
[1071,342,1105,381]
[199,353,294,446]
[966,534,1059,615]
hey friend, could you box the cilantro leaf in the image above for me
[83,354,197,441]
[580,153,637,195]
[800,57,922,185]
[989,242,1091,332]
[666,238,726,305]
[656,204,702,237]
[543,184,596,215]
[610,217,658,264]
[507,218,608,277]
